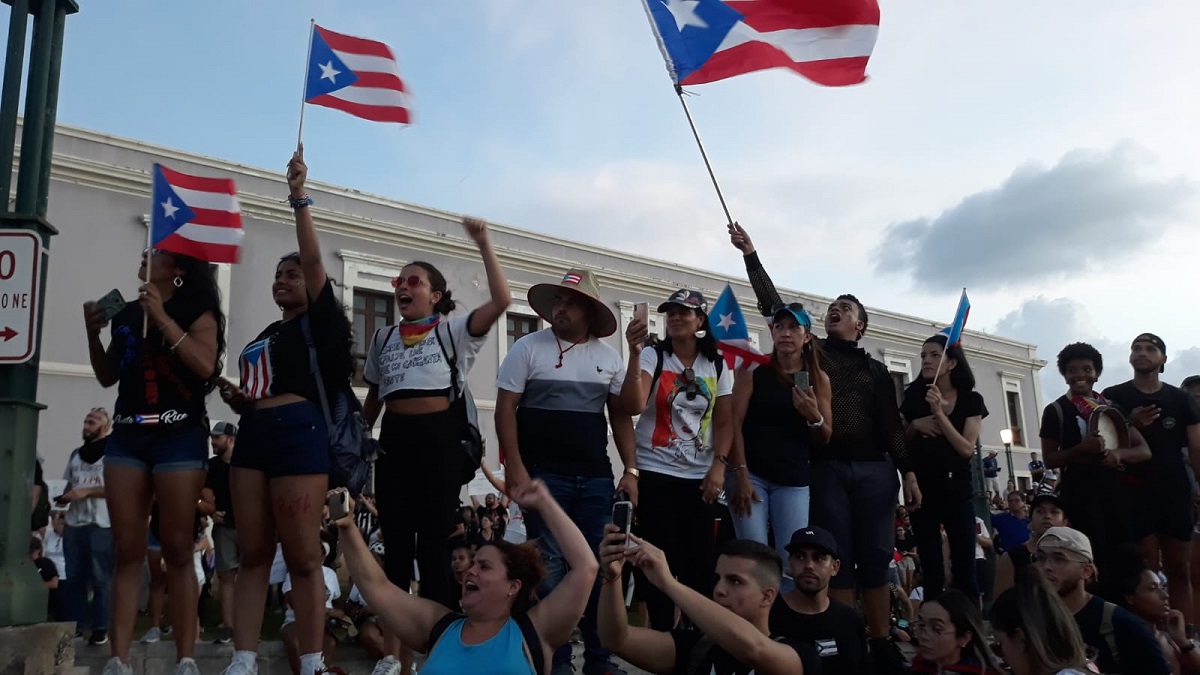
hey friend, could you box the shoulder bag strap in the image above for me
[434,321,462,401]
[426,611,465,655]
[513,613,545,675]
[299,314,334,431]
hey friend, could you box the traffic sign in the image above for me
[0,231,41,363]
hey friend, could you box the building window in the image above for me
[882,349,914,407]
[351,289,395,385]
[1017,476,1031,492]
[1006,390,1024,446]
[506,313,539,349]
[892,372,907,406]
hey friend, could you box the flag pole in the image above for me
[296,18,315,150]
[141,222,152,338]
[931,287,967,389]
[675,85,734,227]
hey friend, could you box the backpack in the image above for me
[300,315,379,497]
[433,321,485,485]
[1098,600,1121,670]
[427,611,544,675]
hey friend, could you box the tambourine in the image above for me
[1087,405,1130,450]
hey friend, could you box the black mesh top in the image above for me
[741,251,912,473]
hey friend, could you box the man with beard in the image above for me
[496,269,637,675]
[201,421,238,644]
[1102,333,1200,625]
[770,527,868,675]
[730,223,920,672]
[59,407,114,645]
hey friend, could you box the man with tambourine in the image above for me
[1039,342,1152,574]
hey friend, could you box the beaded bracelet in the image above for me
[288,194,314,209]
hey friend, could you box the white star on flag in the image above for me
[660,0,708,32]
[161,197,180,220]
[318,61,341,83]
[718,313,735,330]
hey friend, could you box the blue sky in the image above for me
[8,1,1200,398]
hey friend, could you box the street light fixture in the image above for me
[999,428,1015,484]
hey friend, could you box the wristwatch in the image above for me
[624,467,641,479]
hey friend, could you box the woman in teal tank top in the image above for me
[331,479,598,674]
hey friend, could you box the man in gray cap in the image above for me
[202,421,238,644]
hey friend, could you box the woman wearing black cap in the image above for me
[621,288,734,630]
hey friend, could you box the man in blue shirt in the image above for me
[990,491,1030,555]
[983,451,1001,503]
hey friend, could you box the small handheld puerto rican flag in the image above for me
[151,164,244,264]
[710,284,771,371]
[938,288,971,347]
[304,23,411,124]
[562,272,583,286]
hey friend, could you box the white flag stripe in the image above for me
[173,185,240,213]
[718,23,878,62]
[175,222,245,246]
[332,50,404,79]
[326,85,411,108]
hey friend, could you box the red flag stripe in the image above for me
[315,25,396,60]
[727,0,880,32]
[159,166,237,195]
[351,71,406,91]
[155,235,240,264]
[307,94,412,124]
[685,45,870,86]
[187,207,243,229]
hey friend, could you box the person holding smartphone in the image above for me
[620,288,735,630]
[83,233,226,675]
[725,303,831,584]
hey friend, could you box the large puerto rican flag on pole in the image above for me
[151,164,243,264]
[642,0,880,87]
[304,24,412,124]
[710,284,771,371]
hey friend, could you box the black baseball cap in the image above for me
[210,421,237,437]
[784,526,839,559]
[1132,333,1167,373]
[1030,485,1064,511]
[658,289,708,314]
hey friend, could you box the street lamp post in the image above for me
[999,428,1015,486]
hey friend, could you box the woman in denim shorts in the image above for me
[83,245,226,675]
[216,147,354,675]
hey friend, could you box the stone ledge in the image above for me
[0,622,76,675]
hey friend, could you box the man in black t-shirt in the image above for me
[1102,333,1200,626]
[201,421,239,644]
[770,527,868,675]
[598,533,809,675]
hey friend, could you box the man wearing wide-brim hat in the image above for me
[496,268,636,675]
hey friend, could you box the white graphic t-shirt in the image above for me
[364,315,485,399]
[62,449,109,528]
[282,565,340,626]
[634,348,734,480]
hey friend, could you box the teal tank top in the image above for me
[420,617,536,675]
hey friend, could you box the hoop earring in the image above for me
[173,276,183,288]
[694,330,707,339]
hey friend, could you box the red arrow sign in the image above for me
[0,327,17,342]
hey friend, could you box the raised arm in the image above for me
[286,145,329,303]
[728,223,783,316]
[331,491,450,651]
[462,217,511,337]
[523,480,600,649]
[596,526,677,674]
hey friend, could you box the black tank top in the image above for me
[741,365,812,487]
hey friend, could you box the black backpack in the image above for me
[433,322,485,485]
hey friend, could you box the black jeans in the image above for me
[633,471,724,630]
[911,496,978,601]
[375,408,465,608]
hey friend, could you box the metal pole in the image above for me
[14,0,55,215]
[35,0,67,218]
[1004,442,1015,484]
[0,0,28,207]
[674,86,734,227]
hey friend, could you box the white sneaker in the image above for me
[371,655,401,675]
[101,657,132,675]
[140,626,161,643]
[174,658,201,675]
[221,658,259,675]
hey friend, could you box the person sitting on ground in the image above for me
[30,535,60,620]
[910,589,1002,673]
[991,575,1095,675]
[447,541,473,610]
[1107,545,1200,675]
[598,529,809,675]
[331,479,598,675]
[991,491,1031,555]
[994,486,1070,597]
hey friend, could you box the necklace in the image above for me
[554,334,586,368]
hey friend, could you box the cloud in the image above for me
[874,144,1195,291]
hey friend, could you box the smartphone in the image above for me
[793,371,810,390]
[633,302,648,327]
[96,288,126,322]
[612,500,634,548]
[898,619,909,629]
[327,488,351,521]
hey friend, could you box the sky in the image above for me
[7,1,1199,401]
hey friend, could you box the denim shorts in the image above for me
[104,424,209,474]
[231,400,329,478]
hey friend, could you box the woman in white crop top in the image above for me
[360,217,509,642]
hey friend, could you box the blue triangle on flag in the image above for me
[150,164,197,247]
[305,29,358,100]
[710,285,751,340]
[647,0,744,83]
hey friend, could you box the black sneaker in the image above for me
[869,636,906,674]
[88,630,109,646]
[213,627,233,644]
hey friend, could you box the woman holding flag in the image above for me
[83,248,225,675]
[900,334,987,602]
[216,146,355,675]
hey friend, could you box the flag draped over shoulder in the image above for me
[150,164,243,264]
[304,24,412,124]
[710,284,771,371]
[642,0,880,87]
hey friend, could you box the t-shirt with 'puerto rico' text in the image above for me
[634,347,733,480]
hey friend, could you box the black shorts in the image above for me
[1132,482,1194,542]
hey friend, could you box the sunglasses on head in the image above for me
[682,367,700,400]
[391,275,424,289]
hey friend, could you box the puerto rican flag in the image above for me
[939,288,971,347]
[562,273,583,286]
[643,0,879,87]
[710,284,771,371]
[304,24,412,124]
[239,338,274,400]
[151,164,244,264]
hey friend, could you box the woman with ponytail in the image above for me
[727,302,831,575]
[621,289,734,630]
[361,218,509,611]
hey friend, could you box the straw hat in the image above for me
[527,269,617,338]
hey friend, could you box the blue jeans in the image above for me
[525,472,614,668]
[62,524,113,632]
[729,473,810,590]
